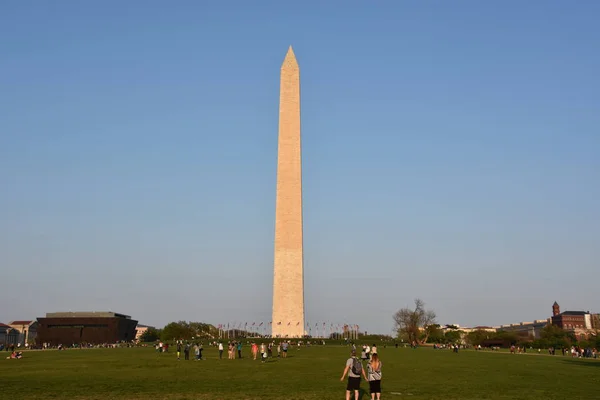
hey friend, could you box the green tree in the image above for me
[539,325,572,349]
[139,328,160,342]
[495,330,520,345]
[444,330,463,344]
[160,321,195,342]
[189,322,219,339]
[425,324,444,343]
[466,329,492,346]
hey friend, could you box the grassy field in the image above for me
[1,345,598,400]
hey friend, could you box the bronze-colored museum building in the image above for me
[37,312,138,345]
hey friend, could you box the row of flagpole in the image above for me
[215,322,361,339]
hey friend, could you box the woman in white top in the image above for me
[367,353,382,400]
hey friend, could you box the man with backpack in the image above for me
[340,350,367,400]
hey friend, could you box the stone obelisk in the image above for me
[272,46,305,338]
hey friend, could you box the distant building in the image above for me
[592,314,600,331]
[135,324,155,341]
[447,301,597,344]
[495,320,549,339]
[472,326,497,332]
[550,302,595,340]
[460,326,497,334]
[37,312,138,346]
[8,320,38,345]
[440,325,497,335]
[0,323,20,345]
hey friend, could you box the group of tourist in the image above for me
[174,341,204,361]
[507,344,598,358]
[250,340,290,361]
[164,339,297,362]
[359,343,377,360]
[565,346,597,358]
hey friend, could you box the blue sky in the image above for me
[1,1,598,334]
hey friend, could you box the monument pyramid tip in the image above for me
[282,46,298,67]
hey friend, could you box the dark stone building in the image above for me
[37,312,138,346]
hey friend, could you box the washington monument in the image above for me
[272,46,305,338]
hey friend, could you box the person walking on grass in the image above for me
[252,342,258,360]
[184,342,190,360]
[340,350,367,400]
[237,341,243,359]
[367,353,382,400]
[260,343,267,363]
[176,342,182,361]
[228,342,234,359]
[218,342,224,359]
[197,343,204,360]
[281,341,289,358]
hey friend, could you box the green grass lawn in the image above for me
[1,345,598,400]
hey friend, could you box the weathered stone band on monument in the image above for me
[272,46,305,338]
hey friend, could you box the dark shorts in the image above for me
[369,380,381,394]
[347,377,361,391]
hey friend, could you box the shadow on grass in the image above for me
[358,387,368,399]
[561,359,600,368]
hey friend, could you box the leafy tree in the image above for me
[160,321,195,342]
[158,321,219,342]
[425,324,444,343]
[393,299,436,344]
[538,324,572,349]
[466,329,492,346]
[495,330,520,346]
[139,328,161,342]
[444,330,462,344]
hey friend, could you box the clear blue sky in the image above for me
[1,1,598,334]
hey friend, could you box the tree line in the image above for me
[393,298,600,349]
[139,321,219,343]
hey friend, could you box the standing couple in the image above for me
[340,349,382,400]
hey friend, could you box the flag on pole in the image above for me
[259,322,263,326]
